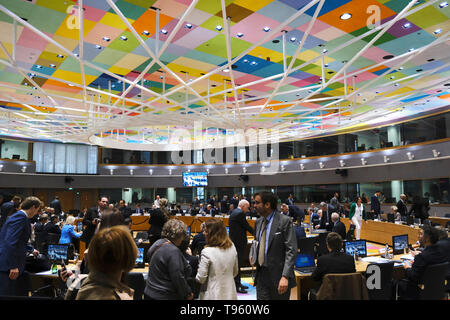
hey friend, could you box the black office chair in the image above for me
[346,224,356,241]
[315,232,329,257]
[365,262,394,300]
[298,237,317,257]
[34,232,47,254]
[47,233,60,244]
[418,262,449,300]
[127,272,145,300]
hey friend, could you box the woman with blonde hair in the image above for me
[59,215,82,245]
[196,218,238,300]
[75,225,138,300]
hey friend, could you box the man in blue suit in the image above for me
[370,191,382,219]
[0,196,41,296]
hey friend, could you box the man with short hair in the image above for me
[371,191,382,219]
[331,212,346,240]
[319,202,332,231]
[398,225,447,299]
[253,192,297,300]
[81,196,109,247]
[229,199,254,293]
[49,196,62,216]
[118,200,132,220]
[220,195,229,214]
[396,194,408,220]
[329,192,341,214]
[154,195,160,208]
[311,232,356,283]
[0,195,22,230]
[0,196,41,296]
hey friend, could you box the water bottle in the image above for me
[385,243,390,259]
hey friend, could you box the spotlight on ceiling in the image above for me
[361,158,367,165]
[21,166,27,173]
[120,35,128,41]
[102,36,110,42]
[434,28,442,34]
[110,169,114,175]
[319,162,324,169]
[406,152,414,161]
[185,23,192,29]
[384,156,390,163]
[263,26,271,32]
[439,2,448,8]
[215,25,223,31]
[142,30,150,36]
[432,149,440,158]
[402,22,411,29]
[236,32,244,38]
[160,29,168,34]
[340,13,352,20]
[289,37,296,42]
[149,169,153,175]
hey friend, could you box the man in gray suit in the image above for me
[253,192,297,300]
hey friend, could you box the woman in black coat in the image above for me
[147,198,170,246]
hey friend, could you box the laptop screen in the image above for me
[136,247,144,264]
[393,234,408,252]
[47,244,68,263]
[295,253,315,268]
[226,226,229,234]
[344,240,367,257]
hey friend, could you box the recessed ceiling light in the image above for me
[57,54,64,58]
[390,76,395,79]
[289,37,296,42]
[394,83,399,87]
[402,22,411,29]
[263,26,271,32]
[102,36,110,42]
[120,35,128,41]
[250,61,257,66]
[324,63,329,67]
[185,23,192,29]
[49,64,56,68]
[142,30,150,36]
[439,2,448,8]
[36,65,42,69]
[95,45,102,49]
[161,29,168,34]
[236,32,244,38]
[340,13,352,20]
[243,59,249,63]
[322,49,328,53]
[223,68,230,72]
[398,66,404,70]
[434,28,442,34]
[215,25,223,31]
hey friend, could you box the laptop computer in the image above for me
[392,234,409,255]
[47,244,69,265]
[344,240,367,258]
[135,247,145,268]
[294,253,316,274]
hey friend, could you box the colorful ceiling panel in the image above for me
[0,0,448,150]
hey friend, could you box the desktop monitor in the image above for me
[392,234,409,255]
[182,171,208,187]
[295,253,315,268]
[387,213,395,223]
[135,247,145,268]
[47,244,69,264]
[344,240,367,257]
[187,226,191,237]
[226,226,229,234]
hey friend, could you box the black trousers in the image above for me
[256,267,290,300]
[234,244,245,288]
[0,271,29,297]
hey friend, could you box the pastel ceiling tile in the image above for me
[361,46,393,64]
[132,9,173,36]
[185,8,212,26]
[114,52,149,71]
[84,23,124,46]
[405,5,449,29]
[82,5,107,22]
[174,26,218,50]
[98,12,135,30]
[314,26,348,41]
[153,0,188,18]
[16,29,51,51]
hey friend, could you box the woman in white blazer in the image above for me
[196,218,238,300]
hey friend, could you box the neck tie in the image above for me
[258,218,268,267]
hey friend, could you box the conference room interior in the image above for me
[0,0,449,302]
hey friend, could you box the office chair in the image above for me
[346,224,356,241]
[34,232,47,254]
[365,262,394,300]
[127,272,145,300]
[298,236,317,258]
[47,233,60,244]
[418,262,449,300]
[310,273,369,300]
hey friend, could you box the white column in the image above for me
[391,180,403,203]
[167,187,176,203]
[387,125,401,146]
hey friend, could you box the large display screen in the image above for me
[182,171,208,187]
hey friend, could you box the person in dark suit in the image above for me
[331,212,346,240]
[409,196,430,222]
[311,232,355,284]
[229,199,254,293]
[286,194,295,206]
[219,195,229,214]
[49,196,62,216]
[205,204,217,217]
[398,225,447,299]
[370,191,382,219]
[253,192,297,300]
[118,200,132,220]
[230,194,239,211]
[147,198,170,247]
[190,222,206,256]
[0,195,22,231]
[281,203,304,223]
[319,202,332,231]
[396,194,408,220]
[313,209,328,230]
[80,196,109,247]
[44,215,61,236]
[0,196,41,296]
[293,222,306,243]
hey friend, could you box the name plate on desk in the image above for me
[252,217,257,220]
[185,214,191,216]
[175,214,181,216]
[225,215,230,218]
[205,214,211,217]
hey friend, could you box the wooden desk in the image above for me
[429,216,450,227]
[294,254,407,300]
[341,218,420,246]
[171,215,256,234]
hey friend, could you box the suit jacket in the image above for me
[119,206,132,219]
[332,220,347,240]
[81,206,100,244]
[396,199,408,217]
[229,208,254,254]
[0,201,15,230]
[311,251,356,283]
[0,210,33,274]
[406,244,447,284]
[43,222,61,236]
[254,211,297,289]
[49,199,62,215]
[288,205,304,223]
[370,195,381,215]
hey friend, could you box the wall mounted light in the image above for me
[21,166,27,173]
[383,156,390,163]
[432,149,440,158]
[109,169,114,175]
[242,167,247,173]
[0,164,3,171]
[406,152,414,160]
[361,158,367,165]
[129,169,134,175]
[281,165,285,171]
[169,169,172,175]
[149,169,153,175]
[261,166,266,173]
[319,162,324,169]
[339,160,346,167]
[206,168,210,174]
[300,163,305,170]
[225,168,229,174]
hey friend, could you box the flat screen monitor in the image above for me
[344,240,367,257]
[387,213,395,223]
[393,234,409,254]
[135,247,144,267]
[295,253,315,268]
[47,244,69,264]
[182,171,208,187]
[226,226,229,234]
[187,226,191,237]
